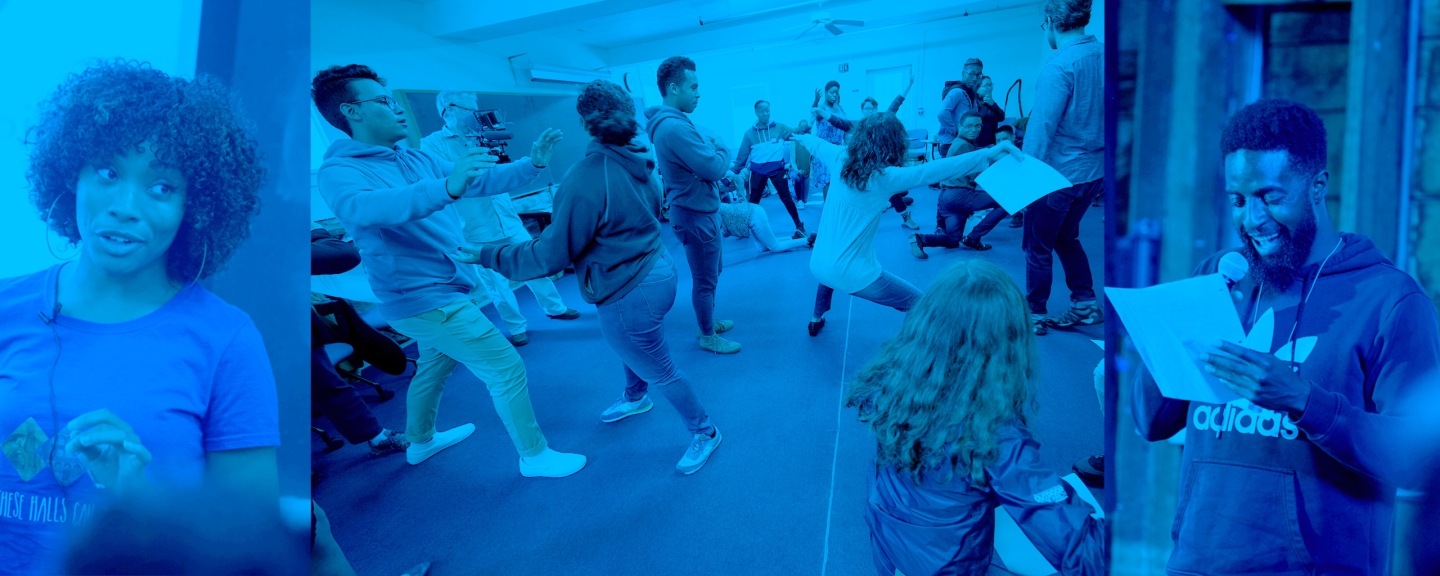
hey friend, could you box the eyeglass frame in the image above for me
[344,96,404,113]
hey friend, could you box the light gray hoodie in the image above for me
[316,139,542,320]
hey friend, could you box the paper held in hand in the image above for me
[1105,274,1246,404]
[974,155,1073,214]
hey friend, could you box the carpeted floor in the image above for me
[312,184,1105,576]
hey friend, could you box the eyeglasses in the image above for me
[1040,19,1049,31]
[345,96,403,113]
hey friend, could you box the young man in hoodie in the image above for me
[1133,98,1440,575]
[420,90,582,348]
[644,56,741,355]
[311,64,586,479]
[936,58,983,159]
[728,100,805,238]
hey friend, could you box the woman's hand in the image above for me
[986,140,1026,162]
[529,128,564,169]
[65,409,152,492]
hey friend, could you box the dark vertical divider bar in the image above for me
[1102,0,1118,539]
[195,0,312,503]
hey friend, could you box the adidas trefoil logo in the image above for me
[1192,309,1315,441]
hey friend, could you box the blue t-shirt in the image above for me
[0,265,280,575]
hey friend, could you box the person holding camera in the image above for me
[421,91,581,348]
[312,64,586,479]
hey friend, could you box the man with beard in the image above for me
[1132,98,1440,575]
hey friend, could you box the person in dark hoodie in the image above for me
[845,260,1105,576]
[1132,98,1440,575]
[643,56,742,355]
[455,80,723,476]
[728,100,805,238]
[311,64,587,479]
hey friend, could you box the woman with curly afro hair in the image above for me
[455,80,724,475]
[0,60,279,574]
[798,112,1023,337]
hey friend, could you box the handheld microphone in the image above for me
[1219,252,1248,301]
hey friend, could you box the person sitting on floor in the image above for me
[846,260,1105,576]
[717,187,816,254]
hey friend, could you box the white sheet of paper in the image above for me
[1092,339,1104,350]
[992,474,1102,576]
[1105,274,1246,404]
[974,155,1073,214]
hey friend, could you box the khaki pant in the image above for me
[388,298,548,457]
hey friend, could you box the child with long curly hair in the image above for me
[846,260,1105,576]
[0,60,279,574]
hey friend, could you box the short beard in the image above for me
[1237,200,1318,292]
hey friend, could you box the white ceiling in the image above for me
[411,0,1043,55]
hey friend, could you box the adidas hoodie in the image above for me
[730,121,794,177]
[316,139,542,320]
[1132,233,1440,575]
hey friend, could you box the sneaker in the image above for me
[1031,314,1049,336]
[1073,454,1104,488]
[676,427,723,475]
[806,232,818,248]
[961,237,992,251]
[808,317,826,337]
[696,320,734,337]
[400,562,431,576]
[791,230,806,240]
[369,429,411,457]
[1046,301,1104,329]
[699,334,741,354]
[797,200,806,210]
[547,309,581,320]
[601,395,654,423]
[519,447,587,478]
[1009,214,1024,228]
[548,270,565,282]
[511,332,530,347]
[910,234,928,259]
[406,424,475,465]
[900,210,920,230]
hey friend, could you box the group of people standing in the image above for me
[306,0,1106,573]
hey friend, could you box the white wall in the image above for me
[0,0,203,279]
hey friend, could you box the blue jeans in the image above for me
[918,187,1008,248]
[668,206,723,336]
[596,254,714,436]
[813,272,923,318]
[1024,178,1102,314]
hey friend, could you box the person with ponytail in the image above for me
[798,111,1023,336]
[456,80,724,476]
[845,260,1105,576]
[0,60,280,574]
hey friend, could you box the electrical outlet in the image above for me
[839,63,849,73]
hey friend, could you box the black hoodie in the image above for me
[475,139,666,306]
[1133,233,1440,575]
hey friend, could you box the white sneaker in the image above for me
[406,424,475,465]
[519,448,587,478]
[796,200,806,210]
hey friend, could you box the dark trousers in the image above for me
[792,172,808,202]
[669,206,724,336]
[311,346,382,445]
[747,170,803,230]
[889,191,911,213]
[1024,178,1102,314]
[918,187,1007,248]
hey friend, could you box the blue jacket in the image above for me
[866,420,1105,576]
[1133,233,1439,575]
[315,139,542,320]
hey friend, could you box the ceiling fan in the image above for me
[789,10,864,39]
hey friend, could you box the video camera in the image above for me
[458,109,514,164]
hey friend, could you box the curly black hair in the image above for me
[25,59,265,282]
[841,112,909,192]
[656,56,695,97]
[1220,98,1327,178]
[576,80,639,146]
[311,64,386,136]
